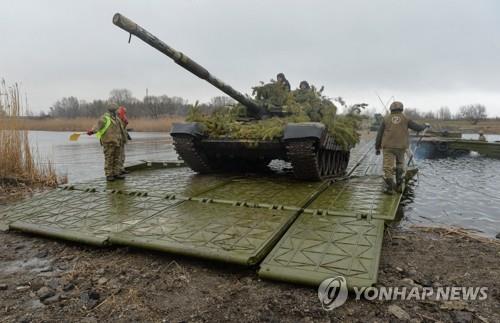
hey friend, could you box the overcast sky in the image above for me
[1,0,499,116]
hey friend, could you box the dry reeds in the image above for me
[411,225,500,246]
[0,80,63,187]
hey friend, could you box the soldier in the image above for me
[87,104,125,181]
[276,73,291,91]
[478,130,487,142]
[299,80,310,90]
[117,106,131,174]
[375,101,429,194]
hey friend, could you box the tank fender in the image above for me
[283,122,326,141]
[171,122,205,137]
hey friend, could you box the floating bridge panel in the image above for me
[306,176,401,221]
[258,213,385,288]
[110,200,300,265]
[345,139,375,175]
[1,190,69,231]
[65,168,230,197]
[8,189,178,245]
[349,152,382,177]
[199,178,325,207]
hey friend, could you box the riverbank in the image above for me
[0,224,498,322]
[3,117,500,134]
[423,119,500,134]
[0,117,184,133]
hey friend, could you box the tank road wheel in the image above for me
[172,135,212,173]
[319,150,329,177]
[285,139,322,181]
[285,140,350,181]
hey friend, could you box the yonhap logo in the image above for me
[318,276,348,310]
[317,276,488,311]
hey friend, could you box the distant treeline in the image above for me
[404,104,488,124]
[43,88,235,119]
[1,86,491,124]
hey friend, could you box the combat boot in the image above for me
[114,174,125,180]
[106,176,115,182]
[383,178,395,195]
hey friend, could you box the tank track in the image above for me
[172,135,212,173]
[285,139,349,181]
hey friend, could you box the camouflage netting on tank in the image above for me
[187,81,361,148]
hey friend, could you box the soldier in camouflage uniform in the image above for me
[87,104,125,181]
[478,130,487,142]
[299,80,311,90]
[276,73,291,91]
[375,101,428,194]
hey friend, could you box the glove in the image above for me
[87,129,94,136]
[376,150,381,155]
[127,133,132,140]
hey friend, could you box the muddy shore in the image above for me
[0,223,498,323]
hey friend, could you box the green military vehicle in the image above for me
[113,14,360,181]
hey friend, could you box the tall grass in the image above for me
[0,116,184,132]
[0,80,62,187]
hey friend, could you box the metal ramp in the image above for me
[110,200,299,265]
[0,139,405,287]
[258,214,385,287]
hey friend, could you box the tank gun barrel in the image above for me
[112,13,264,118]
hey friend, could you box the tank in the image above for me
[113,13,353,180]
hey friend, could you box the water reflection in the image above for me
[28,131,176,183]
[401,157,500,237]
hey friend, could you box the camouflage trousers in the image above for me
[102,143,122,177]
[383,148,405,180]
[119,142,126,172]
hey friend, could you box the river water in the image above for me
[27,131,500,237]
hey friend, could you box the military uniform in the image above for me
[91,110,124,180]
[375,101,427,193]
[277,73,291,91]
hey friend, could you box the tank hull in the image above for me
[171,122,351,181]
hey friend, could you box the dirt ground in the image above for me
[0,222,498,323]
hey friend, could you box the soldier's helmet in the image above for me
[276,73,286,81]
[390,101,404,112]
[299,81,310,90]
[107,102,119,112]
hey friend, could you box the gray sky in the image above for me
[1,0,500,116]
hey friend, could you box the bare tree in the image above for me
[49,96,80,118]
[404,108,422,120]
[437,106,451,120]
[210,96,236,108]
[109,89,135,105]
[422,111,435,119]
[459,104,487,124]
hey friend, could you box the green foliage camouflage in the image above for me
[187,81,362,148]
